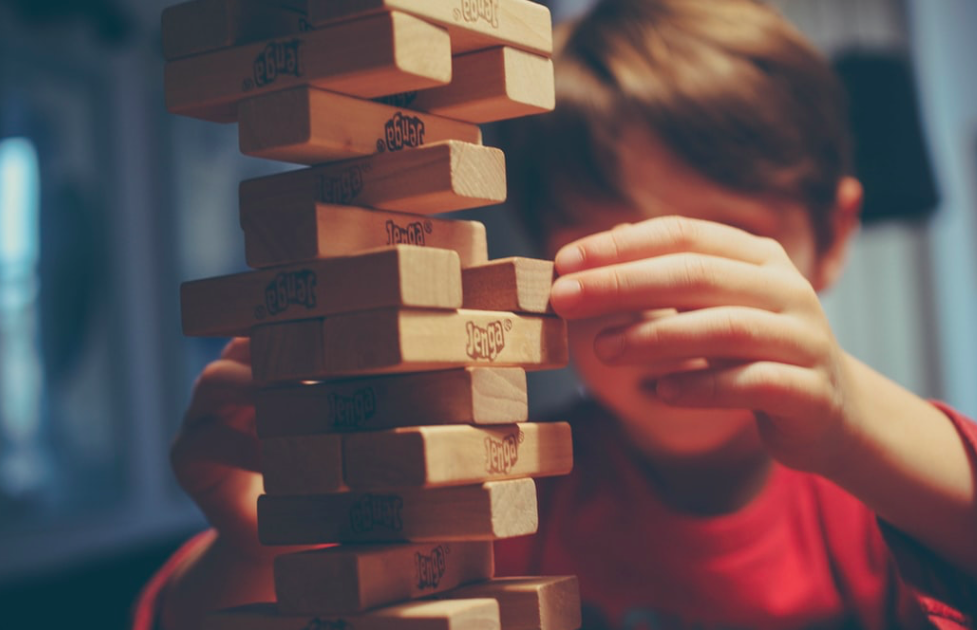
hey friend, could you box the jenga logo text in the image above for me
[376,92,418,108]
[328,389,376,428]
[316,166,364,204]
[349,494,403,533]
[249,39,302,90]
[457,0,500,28]
[260,270,316,318]
[381,112,425,152]
[385,219,432,246]
[415,545,449,589]
[485,430,523,474]
[465,320,508,361]
[300,619,350,630]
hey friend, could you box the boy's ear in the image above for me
[813,176,863,292]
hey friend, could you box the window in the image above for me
[0,136,45,505]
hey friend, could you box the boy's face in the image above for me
[547,136,830,458]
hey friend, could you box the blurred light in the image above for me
[0,137,40,277]
[0,136,45,497]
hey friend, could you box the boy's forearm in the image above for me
[160,534,277,630]
[822,354,977,573]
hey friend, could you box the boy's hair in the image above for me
[499,0,853,251]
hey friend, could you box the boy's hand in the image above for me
[164,339,324,628]
[170,337,266,557]
[550,216,856,474]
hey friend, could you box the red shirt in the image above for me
[496,400,977,629]
[136,401,977,629]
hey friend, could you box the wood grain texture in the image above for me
[261,433,347,494]
[342,423,573,490]
[161,0,308,61]
[238,86,481,164]
[255,368,528,438]
[441,576,582,630]
[463,257,555,314]
[165,11,451,122]
[181,246,461,337]
[206,599,501,630]
[239,141,506,216]
[307,0,552,56]
[241,202,489,269]
[258,479,538,543]
[274,541,494,614]
[250,308,568,384]
[384,46,554,124]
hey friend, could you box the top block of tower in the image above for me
[161,0,308,61]
[165,11,452,122]
[308,0,553,56]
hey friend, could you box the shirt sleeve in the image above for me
[132,530,214,630]
[879,401,977,629]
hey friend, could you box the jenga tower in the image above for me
[164,1,582,628]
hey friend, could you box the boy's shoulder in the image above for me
[509,400,909,628]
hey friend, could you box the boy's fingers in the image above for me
[172,421,262,476]
[551,254,808,319]
[185,360,255,424]
[220,337,251,364]
[170,427,264,548]
[554,216,786,275]
[593,307,824,367]
[654,361,832,419]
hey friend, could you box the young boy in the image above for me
[141,0,977,628]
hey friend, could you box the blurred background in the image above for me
[0,0,974,627]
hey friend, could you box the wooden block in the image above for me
[463,258,554,314]
[242,202,489,269]
[207,600,500,630]
[181,246,461,337]
[275,541,495,614]
[261,433,347,494]
[258,479,537,542]
[161,0,308,62]
[440,577,582,630]
[165,12,451,122]
[255,368,528,438]
[307,0,552,56]
[342,423,573,490]
[239,141,506,216]
[380,47,554,124]
[239,87,482,165]
[250,308,568,384]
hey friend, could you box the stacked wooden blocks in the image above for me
[165,0,581,628]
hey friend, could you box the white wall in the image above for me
[787,0,977,417]
[749,0,977,416]
[906,0,977,416]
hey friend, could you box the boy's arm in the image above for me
[550,216,977,578]
[156,532,280,630]
[827,358,977,576]
[133,531,213,630]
